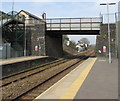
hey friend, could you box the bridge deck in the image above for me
[46,17,102,31]
[46,30,100,35]
[46,17,102,35]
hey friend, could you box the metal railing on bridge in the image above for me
[46,17,102,31]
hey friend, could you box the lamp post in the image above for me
[100,2,116,63]
[12,0,14,16]
[24,22,26,56]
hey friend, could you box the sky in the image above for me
[1,0,119,44]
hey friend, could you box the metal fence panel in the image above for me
[0,43,11,59]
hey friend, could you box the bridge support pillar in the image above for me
[45,34,63,57]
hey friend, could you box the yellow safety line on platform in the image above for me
[61,58,97,99]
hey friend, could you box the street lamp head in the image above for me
[109,3,116,5]
[100,3,107,5]
[100,3,116,5]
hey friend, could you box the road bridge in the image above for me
[45,17,102,57]
[46,17,102,35]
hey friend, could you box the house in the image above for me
[18,10,42,25]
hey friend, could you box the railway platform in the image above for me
[0,56,48,65]
[35,57,118,100]
[1,56,56,77]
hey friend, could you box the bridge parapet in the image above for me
[46,17,102,31]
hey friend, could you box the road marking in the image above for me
[61,58,97,99]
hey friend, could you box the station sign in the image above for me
[103,46,107,53]
[35,46,38,51]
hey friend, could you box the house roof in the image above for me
[0,11,7,16]
[0,11,6,14]
[18,10,41,20]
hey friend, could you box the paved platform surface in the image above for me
[0,56,48,65]
[34,57,118,100]
[75,58,118,99]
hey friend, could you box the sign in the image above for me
[35,46,38,51]
[103,46,106,53]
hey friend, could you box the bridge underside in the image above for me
[46,30,100,35]
[45,17,101,57]
[45,30,100,57]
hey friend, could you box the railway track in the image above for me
[2,50,94,100]
[13,59,83,100]
[1,58,69,87]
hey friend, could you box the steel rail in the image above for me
[1,59,69,87]
[1,58,64,80]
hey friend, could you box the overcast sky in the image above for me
[1,0,119,44]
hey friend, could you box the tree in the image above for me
[79,38,90,45]
[69,40,77,50]
[63,35,70,46]
[63,35,69,42]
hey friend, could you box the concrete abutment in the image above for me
[45,34,63,57]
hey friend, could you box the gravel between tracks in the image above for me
[2,59,79,99]
[20,58,84,100]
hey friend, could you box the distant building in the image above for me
[18,10,42,25]
[76,45,83,52]
[18,10,40,19]
[0,11,7,18]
